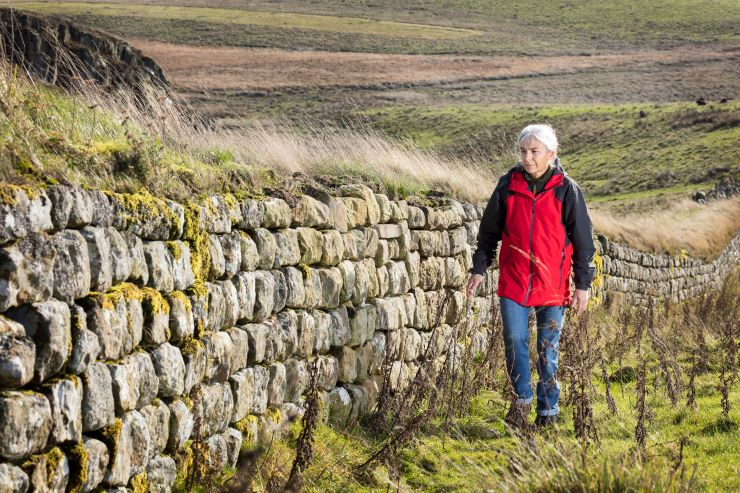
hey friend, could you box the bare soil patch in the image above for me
[131,39,740,92]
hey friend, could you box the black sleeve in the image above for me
[471,175,508,275]
[562,179,596,290]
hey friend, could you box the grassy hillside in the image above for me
[363,101,740,201]
[12,0,740,54]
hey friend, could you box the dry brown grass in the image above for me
[591,197,740,259]
[130,39,736,92]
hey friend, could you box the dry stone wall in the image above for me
[0,183,495,493]
[0,182,736,492]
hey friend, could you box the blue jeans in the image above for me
[500,297,565,417]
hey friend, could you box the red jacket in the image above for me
[472,162,595,306]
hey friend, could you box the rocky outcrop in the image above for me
[0,7,167,90]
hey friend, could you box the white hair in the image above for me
[518,124,559,152]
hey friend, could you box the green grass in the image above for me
[362,101,740,200]
[11,0,740,54]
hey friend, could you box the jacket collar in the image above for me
[509,158,565,197]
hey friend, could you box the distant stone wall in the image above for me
[0,182,736,492]
[596,233,739,306]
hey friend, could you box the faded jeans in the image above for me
[500,297,565,417]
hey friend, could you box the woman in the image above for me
[465,124,595,429]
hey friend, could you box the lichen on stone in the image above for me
[169,290,192,311]
[100,418,123,464]
[45,447,65,487]
[178,337,203,357]
[65,442,89,493]
[109,190,182,236]
[141,287,171,316]
[167,241,183,261]
[130,471,149,493]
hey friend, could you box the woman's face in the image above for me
[519,138,556,179]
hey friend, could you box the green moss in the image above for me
[298,262,313,280]
[141,287,171,317]
[130,471,149,493]
[108,282,144,302]
[235,415,259,451]
[181,396,194,409]
[66,442,89,493]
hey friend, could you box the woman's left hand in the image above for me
[570,289,589,316]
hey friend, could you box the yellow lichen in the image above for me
[130,471,149,493]
[100,418,123,464]
[589,244,605,308]
[178,337,204,357]
[180,396,193,409]
[141,287,171,317]
[235,415,259,451]
[45,447,65,487]
[167,241,183,261]
[109,191,182,238]
[168,290,192,312]
[66,442,89,493]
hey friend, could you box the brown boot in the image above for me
[504,401,531,430]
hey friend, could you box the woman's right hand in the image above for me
[466,274,484,299]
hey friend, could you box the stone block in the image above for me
[0,186,52,245]
[47,184,94,230]
[167,400,193,452]
[317,355,339,391]
[107,353,158,413]
[302,267,322,310]
[0,233,55,312]
[419,257,445,291]
[242,324,267,364]
[227,327,249,374]
[146,455,177,493]
[272,229,301,268]
[103,410,151,486]
[0,463,30,493]
[202,331,235,383]
[192,382,234,437]
[317,268,343,309]
[327,387,351,426]
[291,195,330,228]
[349,303,378,347]
[284,359,308,403]
[406,206,426,229]
[318,229,343,266]
[295,227,322,265]
[364,227,379,259]
[238,232,259,271]
[0,334,35,390]
[369,332,386,375]
[252,366,269,415]
[267,363,286,406]
[338,198,367,230]
[229,368,255,423]
[263,317,286,363]
[328,305,351,348]
[51,230,90,303]
[341,229,364,261]
[80,437,109,493]
[339,185,380,226]
[0,391,51,460]
[139,400,170,459]
[207,234,226,280]
[233,272,256,322]
[236,199,264,230]
[140,288,170,347]
[374,193,392,223]
[294,311,315,358]
[23,447,69,493]
[42,377,83,444]
[360,258,379,300]
[251,228,276,270]
[281,267,306,309]
[201,195,235,234]
[107,227,132,285]
[108,192,183,240]
[253,271,276,321]
[180,339,206,395]
[261,198,292,229]
[270,269,288,314]
[81,362,114,432]
[6,300,70,384]
[219,279,240,329]
[387,261,410,296]
[337,260,356,303]
[312,309,332,354]
[167,292,194,341]
[336,346,358,383]
[218,232,242,278]
[150,343,185,398]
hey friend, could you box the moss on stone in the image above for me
[100,418,123,465]
[45,447,65,487]
[234,415,259,451]
[130,471,150,493]
[181,396,193,409]
[167,241,183,261]
[178,337,204,356]
[188,230,212,284]
[168,290,192,312]
[0,183,21,206]
[141,287,171,316]
[590,244,605,308]
[65,442,89,493]
[110,191,182,237]
[174,439,194,486]
[182,202,203,241]
[109,282,144,302]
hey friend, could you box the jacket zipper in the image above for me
[558,247,566,289]
[522,196,537,304]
